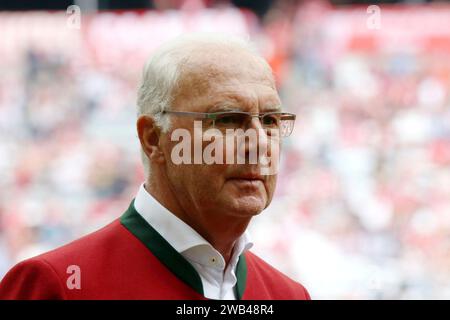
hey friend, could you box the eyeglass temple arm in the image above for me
[162,110,296,120]
[161,110,214,119]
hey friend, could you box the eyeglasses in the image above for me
[160,110,296,137]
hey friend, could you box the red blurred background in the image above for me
[0,0,449,298]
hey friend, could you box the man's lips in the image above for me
[227,174,264,181]
[228,178,263,188]
[226,174,265,190]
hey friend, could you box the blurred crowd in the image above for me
[0,1,449,299]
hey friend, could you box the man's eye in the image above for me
[262,115,279,126]
[215,114,241,125]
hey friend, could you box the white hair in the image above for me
[136,33,267,177]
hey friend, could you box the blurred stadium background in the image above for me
[0,0,450,299]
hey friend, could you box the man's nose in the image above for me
[248,116,264,130]
[245,117,270,160]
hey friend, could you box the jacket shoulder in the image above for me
[244,251,311,300]
[0,219,130,299]
[0,256,66,299]
[35,219,126,265]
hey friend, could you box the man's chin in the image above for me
[225,195,267,217]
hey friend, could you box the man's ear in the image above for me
[137,115,165,164]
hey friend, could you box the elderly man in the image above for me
[0,34,310,300]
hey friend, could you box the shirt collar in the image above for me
[133,183,253,261]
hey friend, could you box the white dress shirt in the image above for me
[133,183,253,300]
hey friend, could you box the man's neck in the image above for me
[144,177,250,266]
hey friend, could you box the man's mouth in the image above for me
[228,172,264,181]
[227,173,265,188]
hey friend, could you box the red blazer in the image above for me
[0,201,310,300]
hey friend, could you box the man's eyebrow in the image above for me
[207,104,282,113]
[262,105,282,112]
[207,104,240,113]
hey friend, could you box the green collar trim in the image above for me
[235,253,247,299]
[120,200,248,299]
[120,200,204,296]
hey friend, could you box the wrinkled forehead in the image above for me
[173,45,278,111]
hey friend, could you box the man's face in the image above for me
[159,46,281,220]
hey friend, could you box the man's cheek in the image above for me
[266,176,277,195]
[260,140,280,176]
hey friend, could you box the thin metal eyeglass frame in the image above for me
[159,110,296,137]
